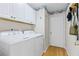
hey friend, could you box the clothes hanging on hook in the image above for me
[67,12,72,21]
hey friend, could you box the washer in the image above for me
[0,31,44,56]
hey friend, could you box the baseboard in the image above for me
[44,47,48,53]
[42,45,49,56]
[65,48,70,56]
[50,44,65,49]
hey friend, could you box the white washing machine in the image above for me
[0,31,44,56]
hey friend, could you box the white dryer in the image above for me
[0,31,44,56]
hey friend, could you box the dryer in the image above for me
[0,31,44,56]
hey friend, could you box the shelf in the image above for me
[0,17,34,25]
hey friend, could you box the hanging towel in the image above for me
[69,12,78,35]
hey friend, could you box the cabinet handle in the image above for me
[14,17,16,19]
[11,16,16,19]
[11,16,13,18]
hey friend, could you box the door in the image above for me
[49,13,65,48]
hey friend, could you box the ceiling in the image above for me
[28,3,69,14]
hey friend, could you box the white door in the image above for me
[49,13,65,48]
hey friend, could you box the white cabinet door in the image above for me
[9,3,35,24]
[25,4,35,24]
[9,3,25,21]
[24,4,32,23]
[13,4,25,21]
[0,3,35,24]
[8,3,15,19]
[0,3,17,19]
[30,8,36,24]
[0,3,10,18]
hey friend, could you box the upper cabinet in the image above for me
[0,3,36,24]
[9,3,25,21]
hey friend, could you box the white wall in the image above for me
[35,8,45,35]
[45,10,49,50]
[49,12,66,48]
[0,19,34,31]
[35,8,49,51]
[65,19,77,55]
[65,6,77,55]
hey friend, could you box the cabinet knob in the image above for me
[11,16,13,18]
[14,17,16,19]
[11,16,16,19]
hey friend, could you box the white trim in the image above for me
[43,46,48,53]
[65,47,70,56]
